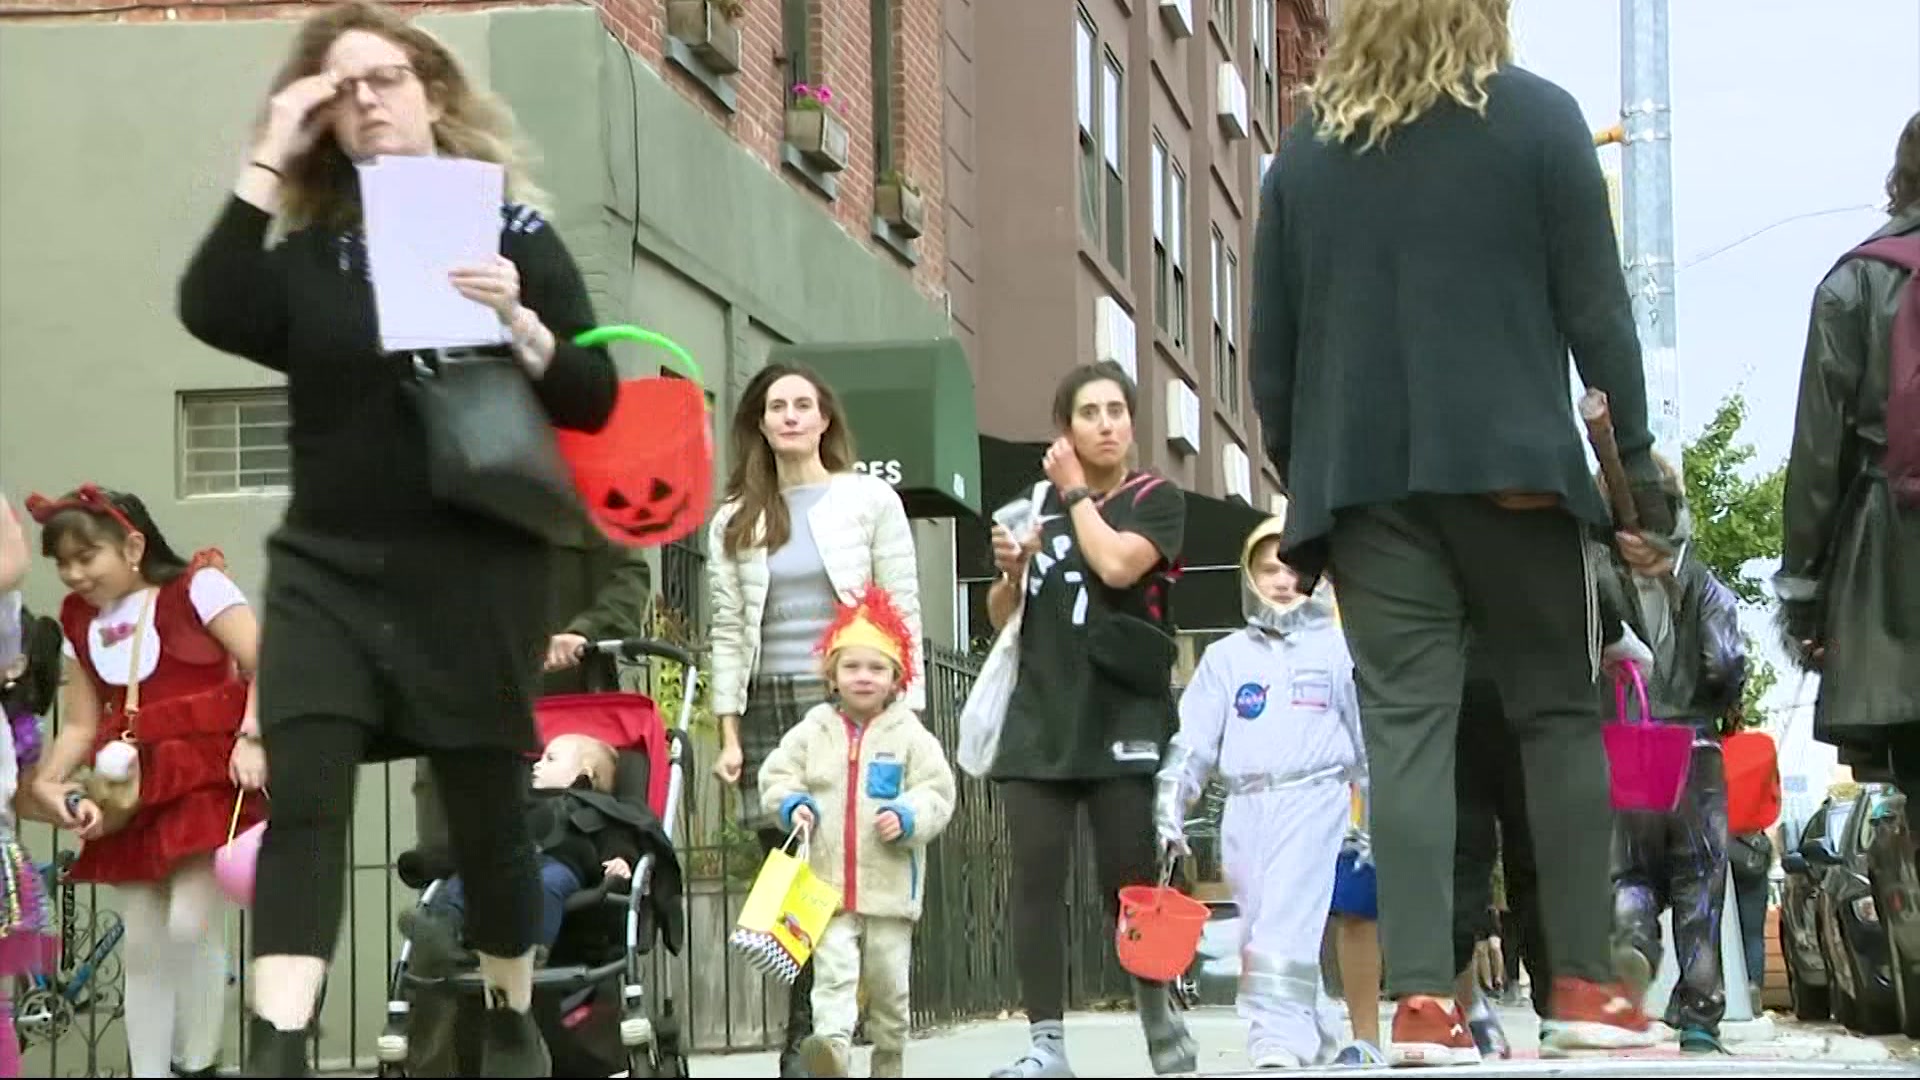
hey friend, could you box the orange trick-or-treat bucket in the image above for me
[1115,883,1210,982]
[557,326,714,550]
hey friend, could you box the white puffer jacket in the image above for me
[707,471,924,715]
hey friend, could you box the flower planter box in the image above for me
[666,0,742,75]
[785,108,850,173]
[874,182,925,238]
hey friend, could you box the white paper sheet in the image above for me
[356,155,510,353]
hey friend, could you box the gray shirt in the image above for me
[756,483,838,679]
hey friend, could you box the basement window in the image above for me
[177,388,291,498]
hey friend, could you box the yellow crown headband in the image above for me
[814,585,918,689]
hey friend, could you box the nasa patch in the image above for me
[1233,682,1268,720]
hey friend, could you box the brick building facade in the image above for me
[3,0,947,301]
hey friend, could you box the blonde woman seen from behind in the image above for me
[706,361,921,1076]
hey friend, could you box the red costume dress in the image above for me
[60,552,266,885]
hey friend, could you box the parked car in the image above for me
[1863,784,1920,1037]
[1780,795,1858,1019]
[1805,784,1901,1034]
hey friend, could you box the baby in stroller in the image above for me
[381,638,695,1080]
[398,732,663,973]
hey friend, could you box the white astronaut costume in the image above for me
[1155,517,1366,1068]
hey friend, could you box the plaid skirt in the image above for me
[736,673,832,832]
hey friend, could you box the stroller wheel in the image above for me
[627,1048,689,1078]
[375,1063,409,1079]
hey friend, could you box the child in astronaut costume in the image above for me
[1156,515,1364,1069]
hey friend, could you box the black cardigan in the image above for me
[1250,65,1659,562]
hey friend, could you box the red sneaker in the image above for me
[1540,976,1659,1056]
[1387,996,1480,1067]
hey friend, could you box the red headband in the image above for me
[24,483,139,538]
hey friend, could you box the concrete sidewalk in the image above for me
[689,1005,1916,1077]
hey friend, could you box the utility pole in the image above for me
[1620,0,1683,464]
[1619,0,1764,1029]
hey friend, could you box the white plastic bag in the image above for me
[956,606,1023,778]
[957,481,1048,779]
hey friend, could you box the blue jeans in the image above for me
[434,855,583,947]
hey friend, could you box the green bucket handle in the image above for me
[572,324,704,386]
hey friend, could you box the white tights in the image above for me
[116,858,228,1078]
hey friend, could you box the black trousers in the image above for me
[1612,741,1729,1032]
[1002,777,1159,1023]
[253,715,541,960]
[1329,496,1616,996]
[1451,677,1551,1016]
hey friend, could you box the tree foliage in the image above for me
[1679,393,1787,727]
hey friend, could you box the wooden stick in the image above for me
[1580,388,1641,531]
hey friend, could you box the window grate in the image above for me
[177,389,292,499]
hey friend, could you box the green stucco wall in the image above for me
[0,6,948,1070]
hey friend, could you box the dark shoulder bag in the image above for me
[405,347,586,546]
[1081,475,1179,698]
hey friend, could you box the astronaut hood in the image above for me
[1240,514,1337,637]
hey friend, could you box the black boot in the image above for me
[480,992,552,1077]
[244,1016,310,1078]
[778,960,816,1077]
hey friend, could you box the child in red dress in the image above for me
[19,485,267,1078]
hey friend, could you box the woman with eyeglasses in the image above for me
[176,2,616,1075]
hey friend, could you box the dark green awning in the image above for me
[767,337,982,518]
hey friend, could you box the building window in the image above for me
[1101,51,1126,268]
[1074,10,1128,276]
[1213,0,1236,47]
[1170,162,1189,348]
[1211,228,1239,417]
[1151,136,1190,349]
[783,0,812,88]
[871,0,894,176]
[177,389,291,498]
[1253,0,1275,132]
[1076,10,1099,239]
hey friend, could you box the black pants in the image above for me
[1003,777,1159,1022]
[1451,677,1551,1017]
[253,715,541,960]
[1329,497,1616,996]
[1612,741,1729,1033]
[756,826,815,1057]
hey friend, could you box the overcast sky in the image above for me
[1509,1,1918,783]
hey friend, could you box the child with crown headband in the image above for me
[757,585,956,1078]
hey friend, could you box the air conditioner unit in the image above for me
[1217,62,1249,140]
[1222,441,1252,503]
[1165,379,1201,454]
[1159,0,1194,39]
[1093,295,1138,382]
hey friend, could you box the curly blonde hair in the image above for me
[1306,0,1513,153]
[265,0,546,231]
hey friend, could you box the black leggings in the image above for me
[252,715,541,960]
[1003,777,1158,1023]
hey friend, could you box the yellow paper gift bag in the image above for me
[728,828,841,983]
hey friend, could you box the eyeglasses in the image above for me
[332,64,416,101]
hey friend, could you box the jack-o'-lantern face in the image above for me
[598,476,690,541]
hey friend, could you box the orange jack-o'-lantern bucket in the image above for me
[556,325,714,549]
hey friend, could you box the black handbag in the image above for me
[1086,593,1178,699]
[405,348,586,546]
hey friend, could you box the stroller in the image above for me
[373,637,697,1078]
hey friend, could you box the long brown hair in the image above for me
[264,1,546,231]
[1889,110,1920,214]
[719,364,856,558]
[1307,0,1513,152]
